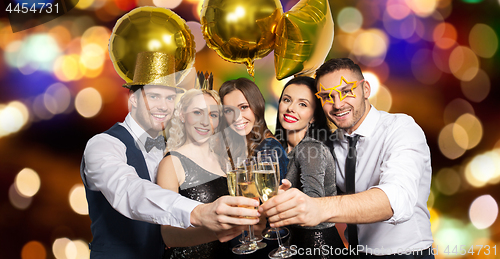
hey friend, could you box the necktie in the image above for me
[346,135,360,257]
[145,135,165,152]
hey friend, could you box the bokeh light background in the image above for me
[1,0,499,258]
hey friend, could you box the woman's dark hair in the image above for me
[274,76,331,148]
[219,78,274,158]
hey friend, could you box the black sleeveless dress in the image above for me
[163,151,232,259]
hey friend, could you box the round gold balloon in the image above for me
[274,0,334,80]
[201,0,283,77]
[109,6,195,83]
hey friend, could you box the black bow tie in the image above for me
[145,136,165,152]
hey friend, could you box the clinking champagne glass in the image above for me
[255,156,293,259]
[235,158,267,252]
[257,150,290,241]
[225,161,254,255]
[225,161,253,244]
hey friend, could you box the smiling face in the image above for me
[130,85,177,137]
[182,93,220,145]
[278,84,315,135]
[316,69,371,134]
[222,90,256,136]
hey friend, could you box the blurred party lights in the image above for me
[406,0,438,18]
[15,168,41,197]
[368,85,392,112]
[153,0,182,9]
[363,72,380,96]
[386,0,411,20]
[454,113,482,150]
[435,168,461,196]
[52,238,89,259]
[21,240,47,259]
[265,104,278,134]
[75,87,103,118]
[186,21,206,52]
[0,101,29,135]
[443,99,474,125]
[9,184,32,210]
[469,23,498,59]
[52,238,72,259]
[449,46,479,82]
[469,195,498,229]
[337,7,363,33]
[460,69,490,103]
[433,22,457,50]
[0,1,499,258]
[438,123,466,160]
[44,83,72,115]
[69,184,89,215]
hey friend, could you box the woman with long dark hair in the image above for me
[275,76,345,258]
[219,78,288,259]
[219,77,288,180]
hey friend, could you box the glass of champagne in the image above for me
[235,158,267,252]
[257,150,290,241]
[255,156,293,259]
[225,161,257,254]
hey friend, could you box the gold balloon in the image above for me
[109,6,195,83]
[201,0,283,77]
[274,0,334,80]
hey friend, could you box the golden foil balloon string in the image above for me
[109,6,196,84]
[274,0,334,80]
[201,0,283,77]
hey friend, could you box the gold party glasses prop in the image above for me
[315,76,365,107]
[255,155,293,259]
[257,150,290,241]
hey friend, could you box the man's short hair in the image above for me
[315,58,364,83]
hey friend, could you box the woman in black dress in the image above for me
[157,88,235,259]
[275,76,346,258]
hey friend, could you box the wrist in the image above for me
[318,196,339,224]
[190,204,203,227]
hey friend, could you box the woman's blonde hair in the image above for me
[166,88,222,151]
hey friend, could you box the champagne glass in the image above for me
[236,157,267,250]
[255,156,293,259]
[225,161,257,255]
[257,150,290,241]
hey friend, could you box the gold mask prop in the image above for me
[201,0,283,77]
[315,76,365,107]
[109,6,195,84]
[274,0,334,80]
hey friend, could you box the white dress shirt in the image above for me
[82,113,201,228]
[334,106,433,255]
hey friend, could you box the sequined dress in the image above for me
[285,137,346,258]
[163,151,232,259]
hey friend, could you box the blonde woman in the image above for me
[157,88,234,259]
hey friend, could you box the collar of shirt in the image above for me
[123,113,155,151]
[338,105,380,141]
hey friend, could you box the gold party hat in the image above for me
[124,52,185,93]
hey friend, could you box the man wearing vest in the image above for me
[261,58,434,259]
[81,52,260,258]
